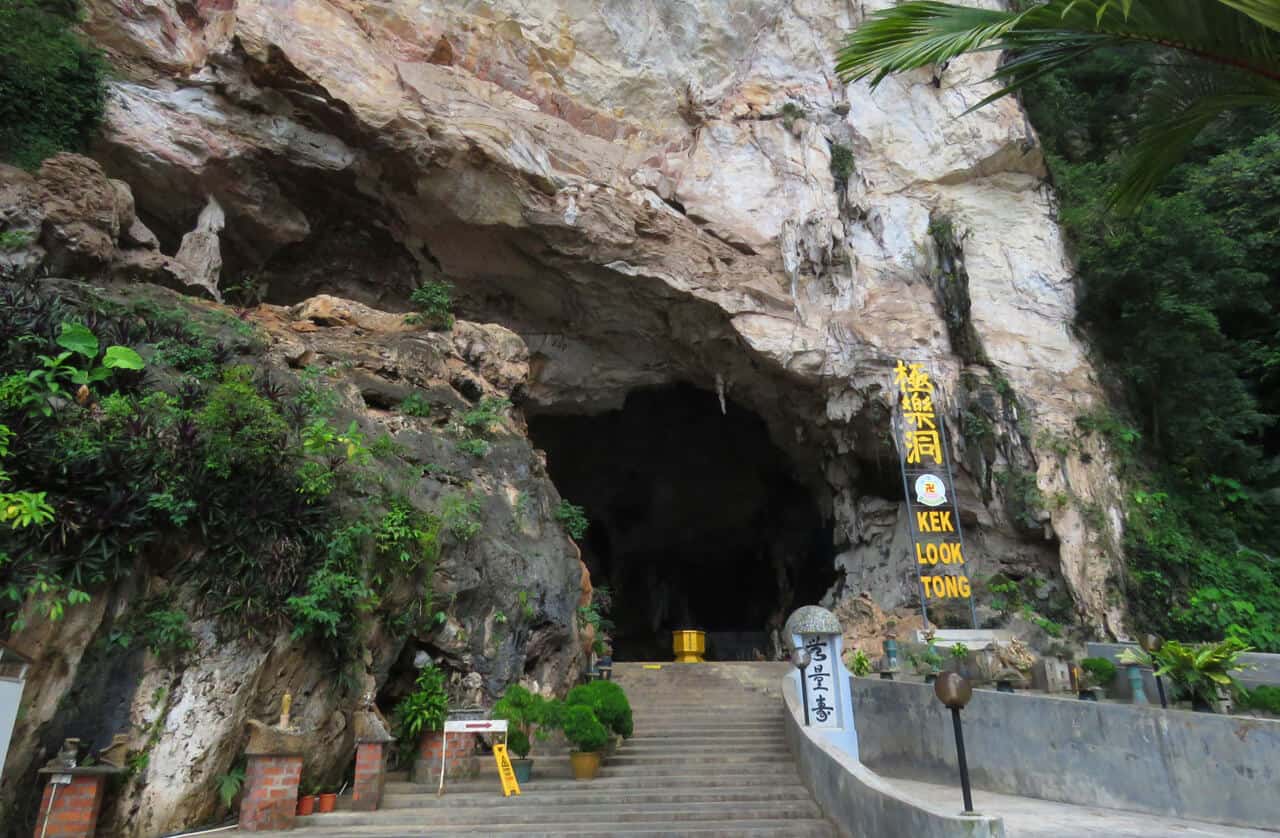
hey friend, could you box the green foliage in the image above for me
[441,493,482,542]
[834,0,1280,210]
[558,703,609,753]
[1122,637,1253,707]
[555,500,589,541]
[780,101,806,131]
[566,680,633,739]
[286,559,377,645]
[1080,656,1118,688]
[0,230,33,252]
[1239,684,1280,715]
[394,663,449,741]
[198,366,291,478]
[492,684,554,759]
[1018,49,1280,651]
[457,437,489,458]
[829,142,855,186]
[406,282,454,330]
[374,499,441,569]
[458,396,511,437]
[137,606,195,658]
[950,642,969,661]
[216,764,246,809]
[399,392,432,418]
[0,0,106,169]
[848,648,872,676]
[994,468,1044,530]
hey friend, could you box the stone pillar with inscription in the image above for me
[784,605,858,756]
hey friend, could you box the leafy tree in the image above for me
[0,0,106,168]
[834,0,1280,209]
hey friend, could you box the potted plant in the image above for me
[561,704,609,780]
[394,662,450,781]
[1080,657,1118,698]
[566,680,633,756]
[296,781,320,816]
[1120,637,1252,712]
[949,642,969,674]
[492,684,553,783]
[317,788,337,813]
[912,647,944,684]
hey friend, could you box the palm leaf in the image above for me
[834,0,1280,209]
[1217,0,1280,33]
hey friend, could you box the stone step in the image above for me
[605,752,794,767]
[296,800,823,827]
[387,771,804,795]
[381,785,814,809]
[622,742,788,752]
[289,817,836,836]
[626,734,788,746]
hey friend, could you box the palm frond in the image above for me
[1112,64,1280,211]
[1216,0,1280,34]
[834,0,1280,208]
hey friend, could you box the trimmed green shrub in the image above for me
[559,704,608,754]
[1080,657,1118,688]
[566,680,633,739]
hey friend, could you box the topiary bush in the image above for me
[492,683,554,759]
[0,0,106,168]
[1080,657,1118,689]
[566,680,633,739]
[559,704,608,754]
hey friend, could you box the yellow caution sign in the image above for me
[493,743,521,797]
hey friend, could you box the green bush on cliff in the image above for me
[0,0,106,168]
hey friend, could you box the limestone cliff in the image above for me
[1,0,1132,832]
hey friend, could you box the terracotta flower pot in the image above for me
[569,751,601,781]
[296,795,315,816]
[317,793,337,813]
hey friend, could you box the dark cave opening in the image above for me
[528,384,836,661]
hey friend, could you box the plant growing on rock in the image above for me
[394,662,449,742]
[555,500,589,541]
[399,391,431,417]
[405,281,454,330]
[847,648,872,677]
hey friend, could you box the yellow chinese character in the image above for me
[903,411,936,430]
[905,429,943,465]
[894,360,933,394]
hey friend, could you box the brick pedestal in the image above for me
[352,742,387,811]
[239,754,302,831]
[33,768,115,838]
[411,730,477,784]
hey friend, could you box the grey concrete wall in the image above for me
[782,675,1004,838]
[1087,642,1280,695]
[852,677,1280,830]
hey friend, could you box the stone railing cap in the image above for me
[38,765,123,776]
[785,605,841,638]
[244,718,308,756]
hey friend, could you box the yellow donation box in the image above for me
[672,629,706,663]
[493,743,521,797]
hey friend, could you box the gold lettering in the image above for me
[905,430,943,465]
[959,576,971,597]
[944,575,960,598]
[938,511,952,532]
[894,361,934,395]
[916,543,928,565]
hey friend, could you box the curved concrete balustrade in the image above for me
[782,672,1005,838]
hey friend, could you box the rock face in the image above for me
[2,0,1135,830]
[74,0,1126,628]
[0,275,589,837]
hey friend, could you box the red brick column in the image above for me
[238,754,302,831]
[352,742,387,811]
[412,731,476,783]
[33,771,112,838]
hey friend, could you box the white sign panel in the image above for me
[444,719,507,734]
[800,633,840,728]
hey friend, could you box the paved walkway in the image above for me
[885,777,1278,837]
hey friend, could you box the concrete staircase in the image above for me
[288,661,834,836]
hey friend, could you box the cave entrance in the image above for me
[527,385,835,661]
